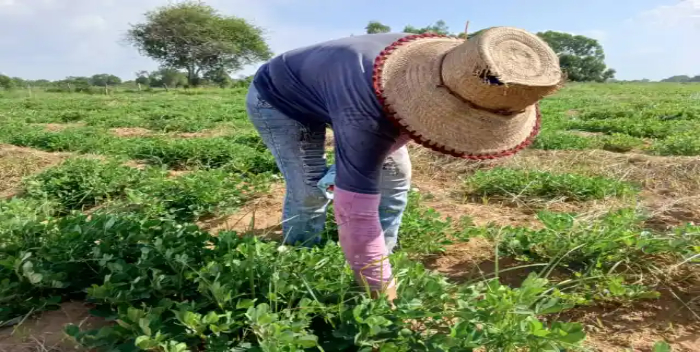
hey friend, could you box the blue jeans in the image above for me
[245,83,411,252]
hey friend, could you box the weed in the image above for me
[600,133,646,152]
[117,170,273,222]
[463,167,638,202]
[474,209,699,303]
[531,131,598,150]
[398,192,473,255]
[22,158,141,212]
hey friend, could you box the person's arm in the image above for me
[334,188,394,291]
[331,122,408,298]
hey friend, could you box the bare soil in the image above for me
[31,123,86,132]
[109,127,152,137]
[0,302,108,352]
[199,182,285,240]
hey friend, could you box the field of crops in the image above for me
[0,83,698,352]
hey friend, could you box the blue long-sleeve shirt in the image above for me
[252,33,410,195]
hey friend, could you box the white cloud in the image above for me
[0,0,355,80]
[636,0,700,28]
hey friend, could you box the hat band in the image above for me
[436,53,524,117]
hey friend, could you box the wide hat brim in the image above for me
[373,34,541,160]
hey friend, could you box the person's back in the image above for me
[253,33,408,125]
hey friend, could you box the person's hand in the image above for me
[367,279,397,308]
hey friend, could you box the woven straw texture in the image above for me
[374,27,562,159]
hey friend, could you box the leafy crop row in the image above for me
[1,211,587,351]
[0,125,276,171]
[0,89,250,133]
[17,157,271,221]
[463,167,638,202]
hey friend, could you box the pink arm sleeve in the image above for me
[334,187,394,290]
[331,133,411,290]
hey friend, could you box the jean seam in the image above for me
[299,125,326,187]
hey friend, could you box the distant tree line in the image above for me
[660,75,700,83]
[2,5,698,92]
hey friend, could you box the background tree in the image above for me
[365,20,484,39]
[403,20,450,35]
[148,68,188,88]
[59,76,91,89]
[536,31,615,82]
[126,1,272,86]
[89,74,122,86]
[0,75,14,89]
[661,75,700,83]
[366,21,391,34]
[203,67,232,88]
[10,77,25,88]
[135,71,151,86]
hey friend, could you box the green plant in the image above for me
[22,158,142,212]
[474,209,699,303]
[601,133,646,152]
[119,169,272,222]
[397,192,473,255]
[463,167,638,202]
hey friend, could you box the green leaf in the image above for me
[236,299,255,309]
[653,341,672,352]
[296,334,318,348]
[139,317,152,336]
[203,311,219,325]
[64,324,80,337]
[552,322,586,344]
[135,335,158,349]
[27,272,43,284]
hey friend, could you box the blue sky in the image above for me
[0,0,698,81]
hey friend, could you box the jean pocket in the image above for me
[256,95,274,109]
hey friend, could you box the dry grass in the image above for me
[409,145,700,228]
[0,144,70,199]
[110,127,229,138]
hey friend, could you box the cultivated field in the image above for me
[0,83,698,351]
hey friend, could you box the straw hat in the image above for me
[373,26,563,160]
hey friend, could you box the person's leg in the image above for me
[378,145,412,253]
[245,83,329,246]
